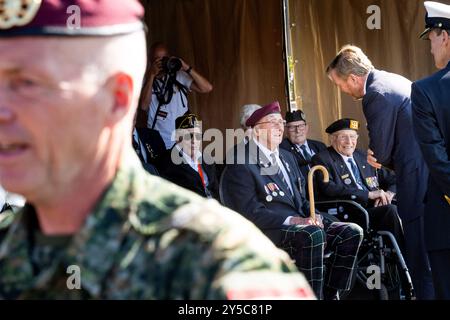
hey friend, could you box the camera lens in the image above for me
[163,57,182,75]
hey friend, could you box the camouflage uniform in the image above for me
[0,155,313,299]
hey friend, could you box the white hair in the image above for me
[240,104,262,129]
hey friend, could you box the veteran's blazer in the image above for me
[220,140,314,245]
[311,147,396,207]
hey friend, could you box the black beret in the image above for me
[175,114,201,129]
[325,118,359,134]
[285,110,306,123]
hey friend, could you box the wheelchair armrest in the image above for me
[316,200,370,232]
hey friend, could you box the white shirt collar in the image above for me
[363,72,370,96]
[253,138,278,162]
[339,153,355,163]
[175,144,202,169]
[296,140,309,150]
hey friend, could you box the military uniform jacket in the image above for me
[311,147,396,207]
[0,154,313,299]
[220,140,313,246]
[363,69,428,222]
[412,61,450,250]
[279,138,327,180]
[133,127,166,166]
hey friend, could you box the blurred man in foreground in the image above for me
[0,0,313,299]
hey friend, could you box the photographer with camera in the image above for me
[138,42,213,150]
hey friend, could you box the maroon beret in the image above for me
[0,0,144,37]
[245,101,281,128]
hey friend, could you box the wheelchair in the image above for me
[316,200,415,300]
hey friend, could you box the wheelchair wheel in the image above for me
[383,260,402,299]
[379,284,389,300]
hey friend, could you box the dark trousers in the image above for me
[367,204,405,251]
[403,216,435,300]
[281,220,363,299]
[428,250,450,299]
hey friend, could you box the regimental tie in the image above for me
[197,163,212,198]
[347,158,368,191]
[300,144,312,162]
[198,164,206,189]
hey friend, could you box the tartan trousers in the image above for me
[281,219,363,299]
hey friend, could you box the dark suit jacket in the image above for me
[158,147,219,200]
[220,140,313,245]
[133,127,166,166]
[279,138,327,180]
[412,61,450,250]
[363,69,428,222]
[311,147,396,208]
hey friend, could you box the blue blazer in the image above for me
[412,61,450,250]
[220,140,312,245]
[363,69,428,222]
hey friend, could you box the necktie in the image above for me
[347,158,367,191]
[300,144,312,162]
[197,164,206,189]
[197,164,212,198]
[270,153,293,196]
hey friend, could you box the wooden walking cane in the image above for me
[307,165,329,221]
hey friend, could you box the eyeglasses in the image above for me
[286,123,307,132]
[255,120,286,127]
[335,134,359,141]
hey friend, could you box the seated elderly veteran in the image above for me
[280,110,327,180]
[311,118,405,247]
[158,114,219,199]
[221,102,363,300]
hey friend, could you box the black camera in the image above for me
[161,56,182,75]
